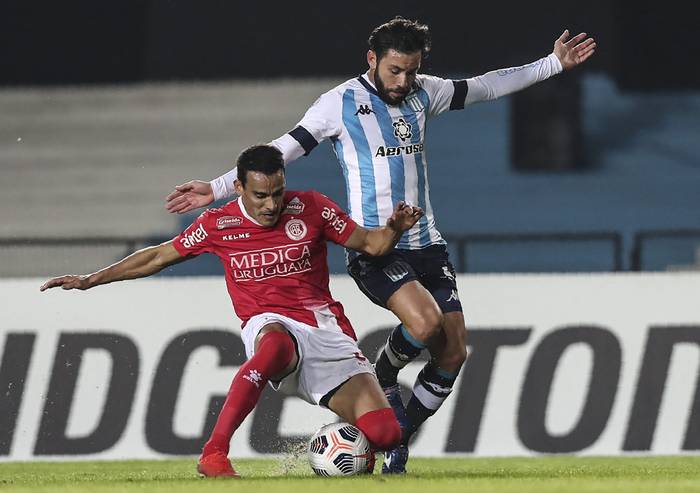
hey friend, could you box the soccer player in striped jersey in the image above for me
[165,17,596,473]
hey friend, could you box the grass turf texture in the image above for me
[1,456,700,493]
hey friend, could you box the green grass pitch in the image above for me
[2,456,700,493]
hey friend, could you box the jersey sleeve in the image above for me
[271,89,343,159]
[465,53,562,104]
[172,211,215,257]
[418,74,468,117]
[311,191,358,245]
[212,89,343,200]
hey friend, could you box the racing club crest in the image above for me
[285,219,308,241]
[392,118,412,142]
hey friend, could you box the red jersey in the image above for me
[172,190,359,338]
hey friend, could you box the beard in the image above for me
[373,72,409,106]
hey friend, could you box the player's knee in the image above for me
[355,408,401,451]
[407,309,443,343]
[257,330,296,369]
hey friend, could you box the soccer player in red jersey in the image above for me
[40,144,424,478]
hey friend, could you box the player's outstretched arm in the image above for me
[344,202,424,257]
[463,30,595,103]
[40,241,186,292]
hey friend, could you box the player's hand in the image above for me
[387,201,424,232]
[165,180,214,214]
[553,30,596,71]
[40,275,91,292]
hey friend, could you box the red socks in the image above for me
[202,330,295,457]
[355,408,401,451]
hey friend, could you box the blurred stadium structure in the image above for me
[1,1,699,277]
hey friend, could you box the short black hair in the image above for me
[236,144,285,186]
[368,17,431,61]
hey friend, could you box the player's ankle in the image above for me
[201,434,230,458]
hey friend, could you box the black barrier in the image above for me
[0,333,35,455]
[624,325,700,451]
[146,329,246,455]
[518,326,621,453]
[34,333,139,455]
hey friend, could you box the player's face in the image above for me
[369,49,421,106]
[235,170,286,227]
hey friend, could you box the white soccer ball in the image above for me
[307,422,373,476]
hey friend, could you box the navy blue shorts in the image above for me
[346,245,462,314]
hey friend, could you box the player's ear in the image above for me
[367,50,377,70]
[234,179,244,195]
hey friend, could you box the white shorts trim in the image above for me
[241,312,374,405]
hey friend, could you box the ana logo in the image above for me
[216,216,243,230]
[355,104,374,116]
[283,196,305,215]
[285,219,308,241]
[392,118,412,141]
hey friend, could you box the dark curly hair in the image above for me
[368,16,431,60]
[236,144,285,186]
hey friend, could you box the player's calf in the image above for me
[374,324,427,388]
[355,408,401,451]
[403,360,460,443]
[200,329,296,463]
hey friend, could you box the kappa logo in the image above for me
[216,216,243,230]
[355,104,374,116]
[447,289,460,303]
[392,118,412,141]
[285,218,308,241]
[243,369,263,388]
[283,196,305,215]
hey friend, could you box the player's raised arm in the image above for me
[165,138,303,215]
[39,241,186,292]
[344,202,424,257]
[165,89,342,215]
[459,29,596,105]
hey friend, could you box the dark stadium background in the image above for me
[1,0,699,275]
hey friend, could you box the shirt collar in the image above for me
[237,197,262,226]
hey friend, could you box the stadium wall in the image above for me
[2,273,700,461]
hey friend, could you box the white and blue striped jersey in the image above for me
[277,73,467,250]
[211,54,563,251]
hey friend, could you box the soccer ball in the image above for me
[307,422,373,476]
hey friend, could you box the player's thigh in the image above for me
[347,249,442,340]
[254,322,299,381]
[347,251,419,309]
[327,373,390,424]
[386,280,443,340]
